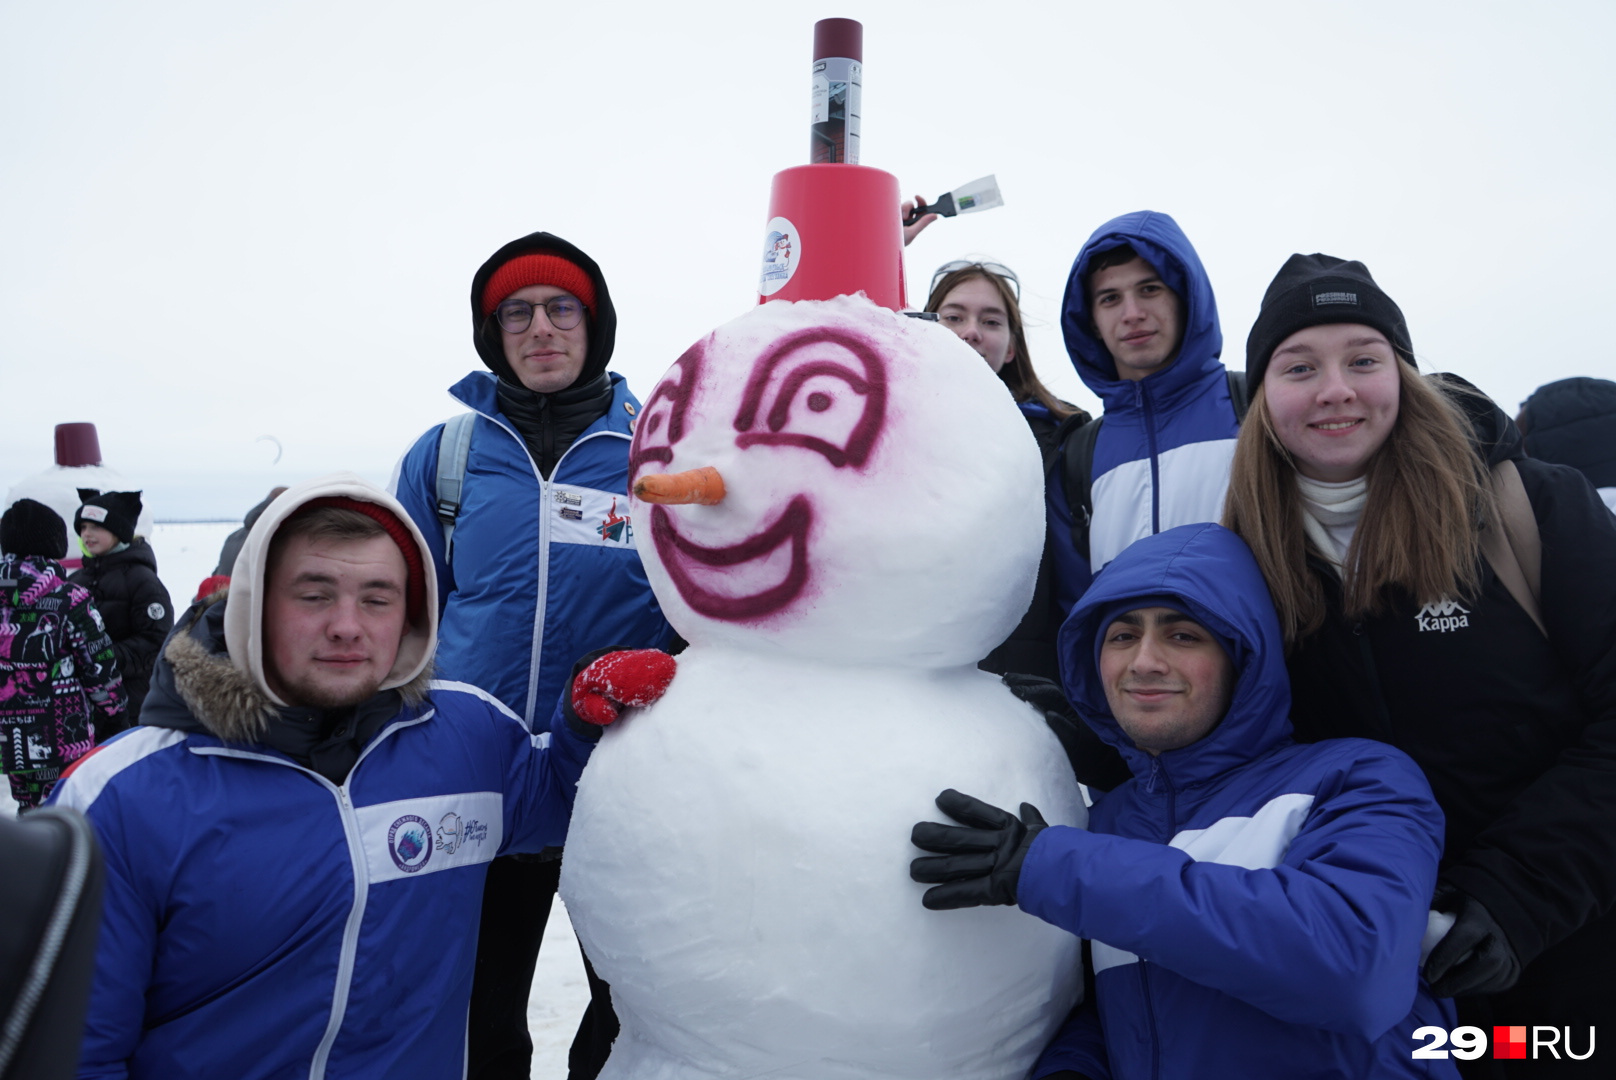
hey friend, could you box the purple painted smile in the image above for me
[650,497,812,621]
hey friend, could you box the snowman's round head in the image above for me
[629,294,1044,666]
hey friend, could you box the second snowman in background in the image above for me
[561,293,1085,1080]
[71,490,174,736]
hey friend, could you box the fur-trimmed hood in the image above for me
[139,472,440,743]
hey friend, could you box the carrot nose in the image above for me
[632,466,726,505]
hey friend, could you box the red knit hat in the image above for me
[480,253,598,318]
[298,497,427,622]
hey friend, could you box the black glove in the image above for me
[1424,884,1523,998]
[1002,673,1132,793]
[910,789,1047,910]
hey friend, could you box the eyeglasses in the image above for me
[929,260,1021,301]
[495,295,586,334]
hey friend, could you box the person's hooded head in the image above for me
[470,232,618,396]
[224,474,437,711]
[1059,523,1292,779]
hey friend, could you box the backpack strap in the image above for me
[1225,369,1249,422]
[1057,415,1104,563]
[435,412,476,563]
[1479,459,1546,637]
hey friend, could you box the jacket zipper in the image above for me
[187,711,435,1078]
[1138,381,1161,535]
[1143,755,1176,1080]
[463,402,622,729]
[1351,621,1399,746]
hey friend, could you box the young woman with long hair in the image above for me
[924,260,1087,679]
[1224,253,1616,1076]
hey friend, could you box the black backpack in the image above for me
[1055,370,1249,562]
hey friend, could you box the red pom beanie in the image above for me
[480,254,598,318]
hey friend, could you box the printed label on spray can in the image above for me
[759,217,800,297]
[809,57,861,164]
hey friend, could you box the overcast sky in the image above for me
[5,0,1612,517]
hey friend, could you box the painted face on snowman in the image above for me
[628,293,1043,667]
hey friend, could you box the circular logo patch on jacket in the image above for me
[147,603,166,620]
[388,815,434,872]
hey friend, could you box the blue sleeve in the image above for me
[1018,749,1444,1041]
[391,426,453,610]
[496,693,596,855]
[1046,467,1093,617]
[1032,1001,1111,1080]
[68,794,157,1078]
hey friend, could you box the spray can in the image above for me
[810,18,861,164]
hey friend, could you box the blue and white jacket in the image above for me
[1050,211,1241,609]
[1021,523,1457,1080]
[393,370,673,731]
[49,595,595,1080]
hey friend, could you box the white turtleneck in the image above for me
[1296,473,1367,573]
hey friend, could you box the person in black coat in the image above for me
[1225,254,1616,1078]
[68,491,174,735]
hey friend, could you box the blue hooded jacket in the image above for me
[1018,524,1457,1080]
[1049,212,1241,609]
[393,370,673,731]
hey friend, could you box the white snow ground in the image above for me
[4,521,590,1067]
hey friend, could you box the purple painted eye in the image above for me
[733,328,888,469]
[630,338,707,482]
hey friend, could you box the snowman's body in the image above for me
[561,296,1085,1079]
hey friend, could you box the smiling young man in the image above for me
[911,523,1459,1080]
[49,474,664,1080]
[1046,212,1244,610]
[391,232,673,1080]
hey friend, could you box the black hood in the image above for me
[1519,377,1616,488]
[470,231,617,392]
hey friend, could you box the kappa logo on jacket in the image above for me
[1416,599,1470,633]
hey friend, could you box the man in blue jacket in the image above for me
[1048,212,1242,612]
[49,475,669,1080]
[392,232,673,1080]
[911,523,1458,1079]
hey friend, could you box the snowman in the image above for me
[560,293,1085,1080]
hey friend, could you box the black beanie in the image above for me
[1245,254,1414,387]
[74,489,143,545]
[2,499,69,560]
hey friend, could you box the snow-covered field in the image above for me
[7,519,590,1065]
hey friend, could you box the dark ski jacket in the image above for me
[1022,523,1455,1080]
[1048,211,1242,610]
[980,400,1075,681]
[1286,388,1616,1020]
[68,539,173,728]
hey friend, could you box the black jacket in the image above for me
[68,539,174,729]
[1286,390,1616,1026]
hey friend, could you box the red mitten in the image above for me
[570,649,678,726]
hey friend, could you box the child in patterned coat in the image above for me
[0,499,126,809]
